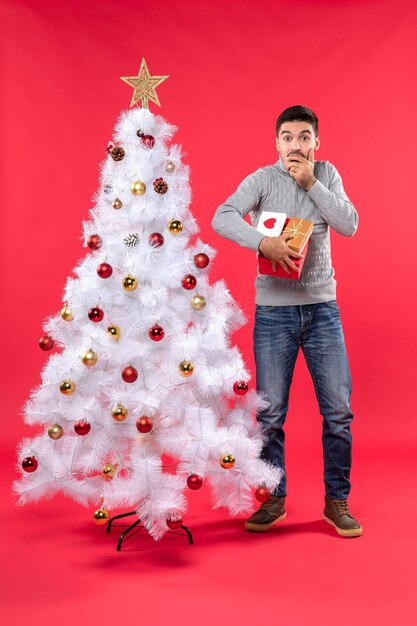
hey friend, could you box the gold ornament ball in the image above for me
[60,380,76,395]
[81,348,98,367]
[93,509,109,525]
[60,303,73,321]
[179,360,194,377]
[112,198,123,209]
[220,453,236,469]
[48,424,64,440]
[111,403,128,422]
[191,294,206,311]
[122,275,138,291]
[101,463,116,480]
[168,219,183,235]
[130,180,146,196]
[107,324,120,340]
[166,160,176,173]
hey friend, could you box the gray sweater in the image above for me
[211,158,358,305]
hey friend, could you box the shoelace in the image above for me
[333,500,350,515]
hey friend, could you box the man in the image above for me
[211,105,362,538]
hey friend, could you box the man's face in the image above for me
[276,121,320,170]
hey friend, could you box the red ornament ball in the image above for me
[255,487,271,503]
[166,516,183,530]
[122,365,138,383]
[187,474,203,490]
[181,274,197,290]
[136,416,153,433]
[88,306,104,323]
[233,381,249,395]
[148,232,164,247]
[97,262,113,279]
[194,253,209,269]
[39,335,54,351]
[140,134,155,149]
[74,420,91,436]
[22,456,38,473]
[87,234,102,250]
[149,324,165,341]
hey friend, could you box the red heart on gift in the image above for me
[263,218,276,229]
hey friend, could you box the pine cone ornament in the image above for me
[124,233,140,247]
[111,146,125,161]
[153,177,168,194]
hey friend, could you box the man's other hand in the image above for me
[259,233,303,274]
[287,148,317,191]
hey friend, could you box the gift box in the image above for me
[258,217,312,280]
[258,239,310,279]
[256,211,287,237]
[282,217,313,254]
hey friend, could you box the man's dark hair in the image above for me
[276,105,318,136]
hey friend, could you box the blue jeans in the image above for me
[254,301,353,500]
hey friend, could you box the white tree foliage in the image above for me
[14,107,282,540]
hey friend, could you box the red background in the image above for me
[1,1,416,624]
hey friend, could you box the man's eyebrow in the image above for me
[280,129,312,135]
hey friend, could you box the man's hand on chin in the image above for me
[287,148,317,191]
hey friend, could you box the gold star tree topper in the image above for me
[120,59,169,108]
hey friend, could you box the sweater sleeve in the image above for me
[211,170,265,251]
[307,163,358,236]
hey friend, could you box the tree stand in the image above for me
[106,510,194,551]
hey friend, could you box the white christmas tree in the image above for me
[14,60,282,541]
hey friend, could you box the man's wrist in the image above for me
[258,236,267,253]
[304,177,317,192]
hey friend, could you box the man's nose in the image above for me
[290,139,301,150]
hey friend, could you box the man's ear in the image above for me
[276,137,280,152]
[315,136,320,151]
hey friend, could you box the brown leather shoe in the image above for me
[245,496,287,532]
[323,496,363,537]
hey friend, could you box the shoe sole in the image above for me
[244,511,287,532]
[323,515,363,537]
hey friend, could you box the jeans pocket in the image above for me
[256,305,276,313]
[324,300,339,309]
